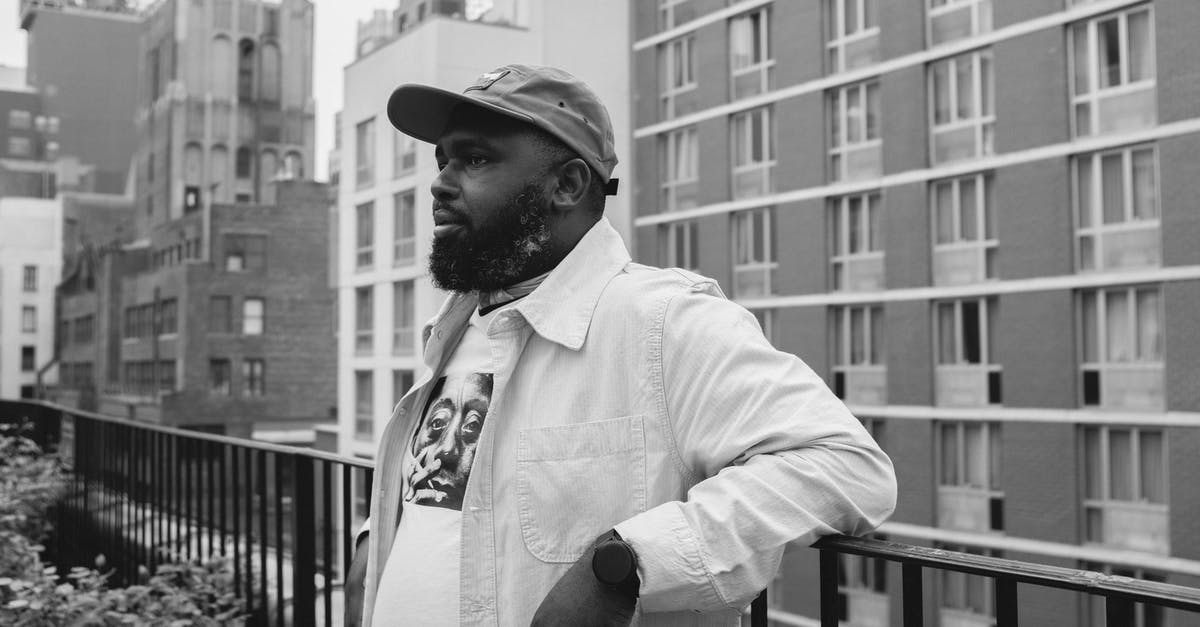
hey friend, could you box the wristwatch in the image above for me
[591,530,641,599]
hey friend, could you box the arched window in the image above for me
[285,151,304,179]
[260,43,280,104]
[237,38,255,101]
[211,36,232,98]
[235,146,252,179]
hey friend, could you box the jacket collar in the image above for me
[423,216,630,351]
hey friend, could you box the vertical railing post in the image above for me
[293,454,317,627]
[902,563,923,627]
[749,589,767,627]
[1106,596,1135,627]
[819,548,839,627]
[995,577,1018,627]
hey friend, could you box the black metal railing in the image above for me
[5,399,1200,626]
[813,535,1200,627]
[2,400,372,627]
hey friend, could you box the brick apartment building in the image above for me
[631,1,1200,625]
[51,0,335,441]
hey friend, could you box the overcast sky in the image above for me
[0,0,397,181]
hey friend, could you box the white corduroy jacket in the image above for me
[361,217,897,626]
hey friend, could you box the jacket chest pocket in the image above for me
[516,415,647,563]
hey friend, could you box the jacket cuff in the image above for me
[614,502,728,613]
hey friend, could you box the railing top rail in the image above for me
[5,399,374,470]
[816,536,1200,613]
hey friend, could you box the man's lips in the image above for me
[433,207,467,238]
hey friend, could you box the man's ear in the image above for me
[549,158,592,213]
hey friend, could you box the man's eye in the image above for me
[466,154,488,167]
[435,161,447,171]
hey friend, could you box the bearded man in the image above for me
[346,64,897,627]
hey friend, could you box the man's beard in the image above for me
[428,182,558,293]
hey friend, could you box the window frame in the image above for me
[660,126,699,212]
[392,280,414,355]
[393,190,416,266]
[729,7,773,99]
[1072,144,1160,272]
[730,207,778,298]
[828,81,881,182]
[1082,425,1169,552]
[829,191,884,291]
[355,370,374,440]
[660,35,697,119]
[242,297,265,335]
[927,0,993,47]
[22,265,37,292]
[658,0,691,31]
[826,0,880,74]
[730,107,776,200]
[21,305,36,333]
[209,358,231,396]
[659,220,699,272]
[393,132,417,178]
[928,49,995,165]
[1069,5,1156,138]
[356,201,375,270]
[355,117,376,188]
[931,173,997,282]
[355,286,374,355]
[243,359,265,397]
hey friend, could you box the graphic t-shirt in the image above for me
[371,305,501,625]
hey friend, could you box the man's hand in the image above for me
[345,535,369,627]
[531,537,636,627]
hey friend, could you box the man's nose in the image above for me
[431,164,458,201]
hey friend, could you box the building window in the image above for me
[939,545,999,624]
[660,127,698,211]
[356,202,374,270]
[393,191,416,266]
[826,0,879,74]
[731,107,775,199]
[729,8,772,99]
[1083,426,1168,554]
[831,304,886,404]
[356,286,374,354]
[731,207,777,298]
[8,137,31,157]
[659,221,699,272]
[660,35,696,119]
[1074,145,1159,272]
[243,359,265,397]
[930,50,994,164]
[393,369,414,408]
[1070,6,1156,138]
[20,345,36,371]
[235,146,253,179]
[935,297,1002,405]
[158,360,176,392]
[237,38,256,101]
[224,234,266,272]
[159,298,178,335]
[21,306,36,333]
[209,359,231,395]
[355,370,373,440]
[829,81,881,182]
[210,296,232,333]
[8,109,31,129]
[22,265,36,291]
[1080,286,1163,410]
[937,422,1003,533]
[928,0,992,46]
[394,132,416,177]
[356,118,376,187]
[829,192,883,291]
[659,0,692,30]
[243,297,264,335]
[837,549,889,626]
[393,281,414,355]
[932,174,997,286]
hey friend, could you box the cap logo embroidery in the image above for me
[465,70,510,92]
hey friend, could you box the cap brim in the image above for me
[387,84,536,144]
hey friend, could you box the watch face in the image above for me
[594,541,635,585]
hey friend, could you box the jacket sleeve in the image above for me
[614,283,897,613]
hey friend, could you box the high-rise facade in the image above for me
[631,1,1200,625]
[51,0,335,441]
[335,0,631,459]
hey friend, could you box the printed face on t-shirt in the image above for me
[404,372,493,510]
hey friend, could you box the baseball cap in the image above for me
[387,64,619,195]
